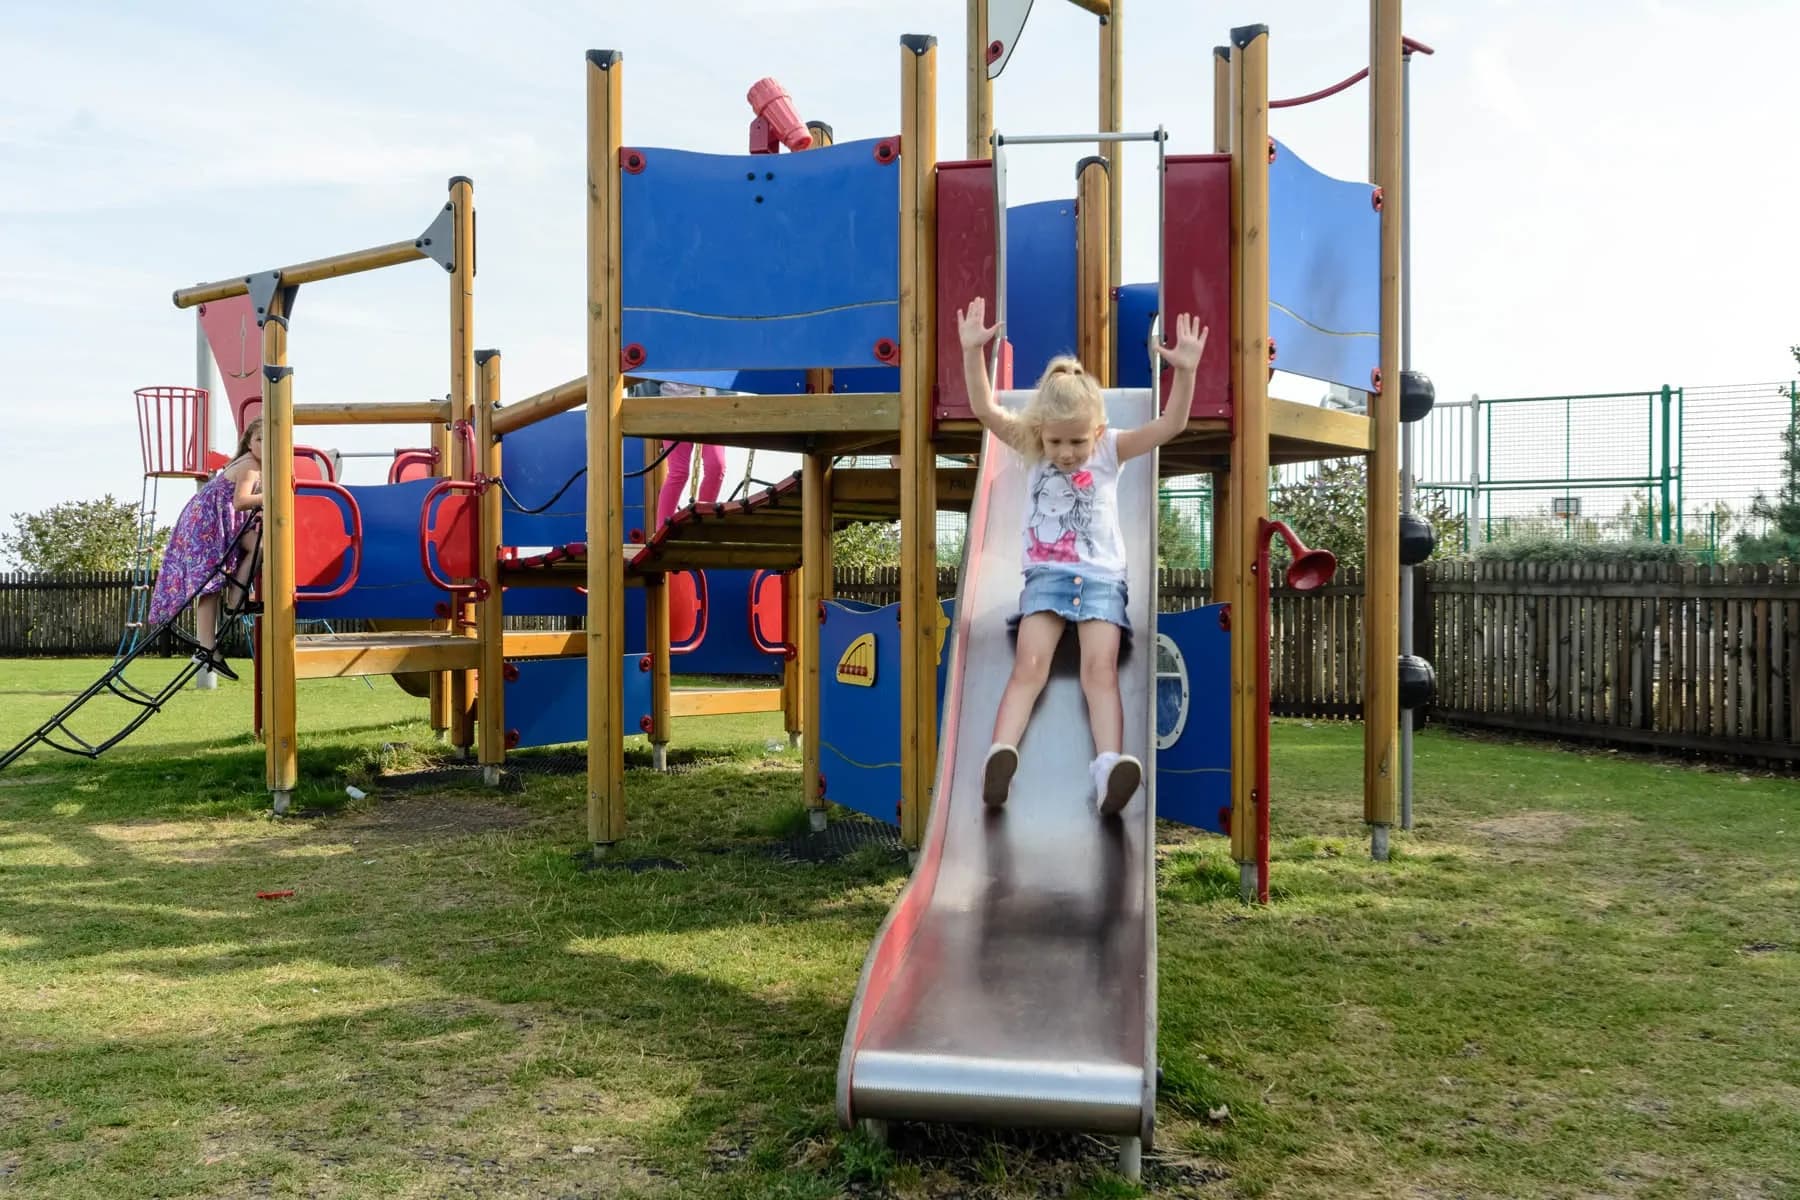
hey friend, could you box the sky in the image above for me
[2,0,1797,546]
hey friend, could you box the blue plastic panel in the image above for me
[503,654,654,751]
[672,569,785,679]
[1155,603,1232,835]
[297,480,442,621]
[499,411,648,548]
[621,139,900,370]
[1114,282,1159,389]
[1006,199,1078,388]
[817,598,955,824]
[1268,139,1380,392]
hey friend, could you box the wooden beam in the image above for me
[899,34,940,851]
[1227,24,1271,881]
[801,452,827,814]
[173,238,425,309]
[1076,156,1112,382]
[293,400,451,426]
[294,632,481,679]
[476,349,507,774]
[1365,0,1404,846]
[260,300,297,810]
[586,49,628,850]
[492,374,586,437]
[500,629,586,658]
[967,0,993,160]
[830,467,976,510]
[669,688,783,718]
[1099,0,1123,377]
[448,175,478,755]
[619,391,901,439]
[1269,398,1372,454]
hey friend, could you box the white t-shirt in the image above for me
[1019,428,1128,582]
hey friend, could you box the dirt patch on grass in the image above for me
[335,795,537,842]
[1469,810,1590,847]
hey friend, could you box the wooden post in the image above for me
[1364,0,1403,854]
[429,398,453,735]
[586,49,628,850]
[1227,25,1271,895]
[260,297,298,814]
[1076,157,1112,383]
[967,0,994,160]
[1099,0,1123,379]
[784,120,838,769]
[646,431,672,772]
[802,451,829,827]
[475,349,506,785]
[1210,45,1234,594]
[899,34,940,850]
[447,176,478,753]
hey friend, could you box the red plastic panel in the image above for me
[748,569,788,654]
[935,160,1009,421]
[388,449,437,484]
[670,570,706,652]
[292,446,335,483]
[294,489,357,596]
[428,492,481,580]
[1161,154,1233,420]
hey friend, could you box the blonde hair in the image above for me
[1014,356,1104,458]
[234,418,264,460]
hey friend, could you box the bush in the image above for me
[1471,535,1694,565]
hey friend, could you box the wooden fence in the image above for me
[1430,562,1799,762]
[6,564,1794,761]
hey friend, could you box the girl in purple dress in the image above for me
[148,420,264,686]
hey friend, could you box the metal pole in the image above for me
[195,311,219,466]
[1399,46,1414,831]
[1659,384,1673,543]
[994,129,1166,146]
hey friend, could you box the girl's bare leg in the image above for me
[193,594,220,653]
[991,612,1064,748]
[1076,621,1123,756]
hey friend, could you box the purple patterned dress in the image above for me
[148,470,249,625]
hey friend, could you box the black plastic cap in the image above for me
[1399,512,1437,566]
[1399,369,1436,423]
[587,49,622,69]
[1230,24,1268,49]
[1398,655,1436,711]
[447,175,472,190]
[262,364,294,382]
[1213,45,1231,61]
[1075,155,1110,178]
[806,120,834,143]
[474,348,500,366]
[900,33,936,55]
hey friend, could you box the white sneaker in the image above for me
[1092,752,1142,817]
[982,743,1019,807]
[193,667,218,691]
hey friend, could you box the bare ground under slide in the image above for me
[837,388,1160,1170]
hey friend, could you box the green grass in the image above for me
[2,659,1797,1198]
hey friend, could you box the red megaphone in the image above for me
[747,78,812,153]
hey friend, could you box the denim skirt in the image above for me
[1014,566,1131,632]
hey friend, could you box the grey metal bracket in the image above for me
[415,202,456,272]
[246,270,299,327]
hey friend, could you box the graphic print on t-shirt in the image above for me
[1025,467,1096,564]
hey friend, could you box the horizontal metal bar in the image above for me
[993,129,1167,147]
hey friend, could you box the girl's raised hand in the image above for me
[1156,313,1209,372]
[957,297,998,351]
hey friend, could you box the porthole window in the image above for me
[1155,632,1190,750]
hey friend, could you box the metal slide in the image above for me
[837,388,1160,1171]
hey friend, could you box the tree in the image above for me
[1158,490,1210,570]
[831,521,902,571]
[1267,458,1465,570]
[1732,358,1800,564]
[0,496,165,573]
